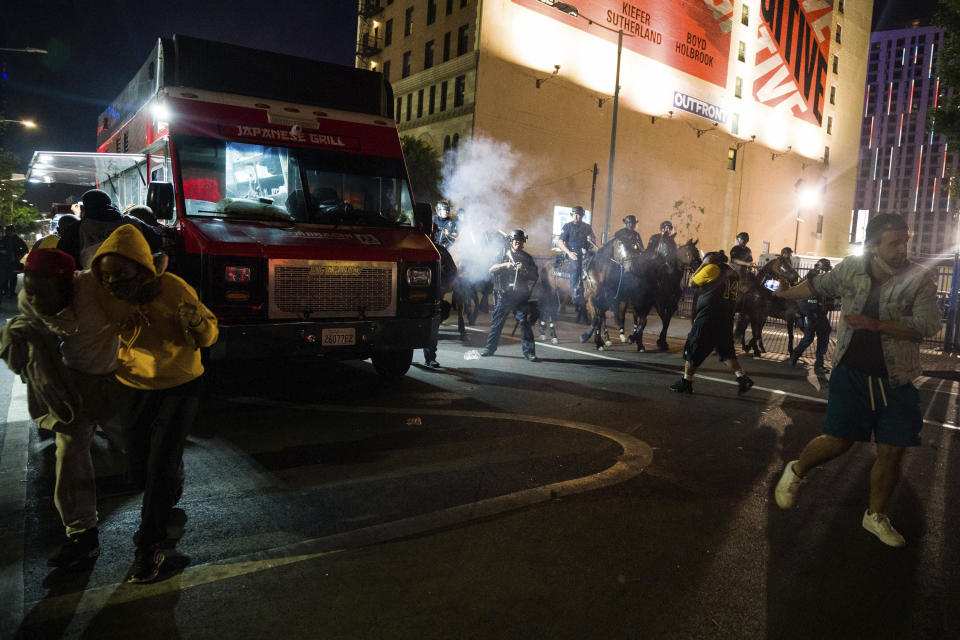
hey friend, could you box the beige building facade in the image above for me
[358,0,872,258]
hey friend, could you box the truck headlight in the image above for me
[225,266,251,283]
[405,266,432,287]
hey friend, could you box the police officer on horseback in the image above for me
[646,220,677,261]
[788,257,833,374]
[558,206,595,323]
[468,229,540,362]
[613,215,644,253]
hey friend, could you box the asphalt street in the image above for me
[1,301,958,639]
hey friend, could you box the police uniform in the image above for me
[559,218,594,305]
[481,237,539,359]
[789,266,833,371]
[433,215,458,248]
[613,227,644,253]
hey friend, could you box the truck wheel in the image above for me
[372,348,413,380]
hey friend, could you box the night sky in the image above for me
[0,0,358,167]
[0,0,941,172]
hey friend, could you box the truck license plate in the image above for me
[321,328,356,346]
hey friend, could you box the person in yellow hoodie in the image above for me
[90,224,218,583]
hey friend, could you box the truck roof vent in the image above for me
[313,111,328,118]
[254,103,271,109]
[283,107,301,113]
[180,92,199,99]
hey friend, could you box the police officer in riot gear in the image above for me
[646,220,677,261]
[467,229,540,361]
[729,231,753,279]
[433,201,458,248]
[557,206,595,322]
[613,215,644,253]
[788,257,833,374]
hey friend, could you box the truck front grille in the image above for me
[269,260,396,319]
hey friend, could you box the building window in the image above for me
[827,116,833,135]
[427,0,437,24]
[738,41,746,63]
[429,85,436,114]
[383,60,391,81]
[832,54,839,74]
[835,24,842,45]
[417,89,424,118]
[460,0,467,7]
[446,0,453,15]
[457,24,469,56]
[395,97,401,122]
[741,4,749,26]
[405,93,412,121]
[727,147,737,170]
[731,112,740,135]
[824,146,830,165]
[761,241,770,254]
[405,7,414,36]
[402,51,411,77]
[838,0,844,13]
[443,135,451,152]
[424,40,434,69]
[735,77,743,98]
[829,85,836,104]
[385,19,393,46]
[443,32,451,61]
[454,74,466,107]
[440,80,448,110]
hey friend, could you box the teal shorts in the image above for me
[823,363,922,447]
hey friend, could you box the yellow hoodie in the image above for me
[91,224,218,390]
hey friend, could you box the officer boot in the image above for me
[539,321,547,341]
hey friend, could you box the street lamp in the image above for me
[539,2,632,244]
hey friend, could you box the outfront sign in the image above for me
[515,0,734,88]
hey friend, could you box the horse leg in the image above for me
[618,301,628,342]
[657,306,672,351]
[735,312,748,352]
[787,314,795,354]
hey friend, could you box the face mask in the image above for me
[871,251,898,276]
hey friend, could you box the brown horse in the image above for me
[734,258,801,356]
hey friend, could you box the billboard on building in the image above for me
[752,0,832,126]
[514,0,734,88]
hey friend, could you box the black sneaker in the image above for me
[670,378,693,394]
[813,365,830,375]
[524,354,540,362]
[737,375,754,394]
[126,545,165,584]
[426,359,440,368]
[477,349,492,357]
[48,528,100,570]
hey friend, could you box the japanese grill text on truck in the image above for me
[29,35,440,378]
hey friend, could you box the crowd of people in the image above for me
[1,189,217,583]
[0,193,940,596]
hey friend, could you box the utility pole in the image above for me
[589,163,598,221]
[602,30,623,245]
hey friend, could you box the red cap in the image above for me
[24,248,75,279]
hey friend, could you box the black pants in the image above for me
[120,377,203,548]
[790,310,830,367]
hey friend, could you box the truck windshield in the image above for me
[175,135,415,227]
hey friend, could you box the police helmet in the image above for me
[660,220,674,230]
[623,215,637,224]
[815,258,832,271]
[571,206,585,217]
[736,231,750,242]
[435,201,451,214]
[508,229,527,242]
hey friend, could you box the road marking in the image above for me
[463,326,960,430]
[0,379,30,637]
[21,405,653,616]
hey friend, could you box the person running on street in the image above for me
[788,258,834,374]
[670,251,754,395]
[91,224,218,582]
[773,214,939,547]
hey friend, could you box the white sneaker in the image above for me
[862,511,906,548]
[774,460,803,509]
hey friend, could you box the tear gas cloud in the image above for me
[441,136,552,283]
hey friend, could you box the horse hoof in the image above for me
[657,341,669,351]
[551,337,559,345]
[597,345,604,352]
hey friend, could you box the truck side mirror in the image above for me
[413,202,433,235]
[147,182,175,221]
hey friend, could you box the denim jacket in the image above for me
[808,255,939,386]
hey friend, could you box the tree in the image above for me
[400,136,442,204]
[932,1,960,148]
[0,151,40,231]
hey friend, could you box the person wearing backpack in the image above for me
[58,190,162,269]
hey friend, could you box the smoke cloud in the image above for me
[441,136,547,282]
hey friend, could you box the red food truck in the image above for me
[28,35,440,378]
